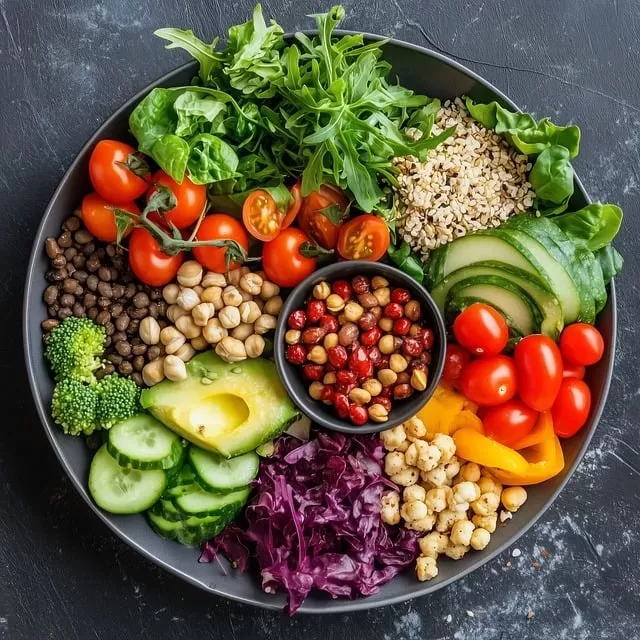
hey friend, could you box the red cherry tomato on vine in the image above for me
[453,303,509,356]
[193,214,249,274]
[551,378,591,438]
[514,334,563,411]
[337,215,390,261]
[483,399,539,447]
[89,140,149,204]
[262,228,316,288]
[128,228,183,286]
[459,355,518,406]
[81,193,139,243]
[147,170,207,229]
[559,323,605,366]
[242,190,280,241]
[442,344,471,383]
[562,362,586,379]
[298,184,349,249]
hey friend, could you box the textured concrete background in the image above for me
[1,0,638,638]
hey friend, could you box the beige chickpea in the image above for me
[219,306,241,329]
[470,492,501,516]
[191,335,209,351]
[410,369,427,392]
[472,514,497,534]
[238,300,261,324]
[160,325,185,347]
[173,342,196,363]
[424,465,448,487]
[176,288,200,311]
[231,323,255,341]
[403,484,427,503]
[193,285,204,298]
[405,417,427,439]
[166,304,190,323]
[162,283,180,304]
[396,440,410,453]
[389,353,408,373]
[264,296,283,316]
[415,556,438,582]
[139,316,161,345]
[362,378,382,397]
[201,271,227,288]
[390,467,419,487]
[444,542,470,560]
[384,451,407,476]
[501,487,528,512]
[323,332,339,349]
[260,280,280,300]
[470,528,491,551]
[215,336,247,363]
[452,481,481,505]
[309,381,325,401]
[226,267,247,287]
[245,334,265,359]
[371,275,389,290]
[254,314,277,334]
[378,335,396,355]
[163,354,188,381]
[177,260,203,287]
[201,286,223,306]
[285,329,301,345]
[436,509,466,533]
[406,514,436,532]
[239,289,253,303]
[431,433,456,463]
[381,424,407,451]
[343,301,364,322]
[443,458,461,480]
[450,520,475,547]
[307,345,328,365]
[377,368,397,386]
[202,318,227,344]
[326,293,345,313]
[378,317,394,332]
[417,443,442,473]
[368,403,389,423]
[459,462,482,483]
[373,287,391,306]
[381,491,401,526]
[478,475,503,497]
[419,532,449,557]
[239,272,263,296]
[425,487,448,513]
[175,314,202,339]
[222,285,243,307]
[192,302,216,327]
[323,372,337,385]
[349,388,371,405]
[401,500,429,523]
[142,358,165,386]
[312,281,330,300]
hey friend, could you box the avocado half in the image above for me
[141,352,299,458]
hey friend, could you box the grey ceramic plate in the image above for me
[23,31,616,613]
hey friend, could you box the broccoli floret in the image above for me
[45,317,105,383]
[95,374,141,429]
[51,378,98,435]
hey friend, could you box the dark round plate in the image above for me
[22,31,616,613]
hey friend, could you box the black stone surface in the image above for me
[1,1,639,638]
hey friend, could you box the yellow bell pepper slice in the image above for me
[449,410,484,435]
[418,382,470,436]
[511,411,555,450]
[453,428,529,474]
[490,435,564,486]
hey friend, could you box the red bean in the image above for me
[383,302,404,319]
[336,381,356,396]
[333,392,350,418]
[332,280,352,300]
[306,300,326,323]
[336,370,357,386]
[390,288,411,304]
[351,275,370,295]
[288,310,307,330]
[302,327,327,345]
[420,328,435,350]
[393,317,411,336]
[376,396,392,412]
[327,345,348,369]
[367,346,383,368]
[319,314,339,333]
[321,385,334,404]
[286,344,307,365]
[361,327,381,346]
[402,337,423,357]
[302,364,324,381]
[349,404,368,425]
[348,346,372,379]
[358,312,377,331]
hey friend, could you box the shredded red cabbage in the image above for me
[200,430,419,615]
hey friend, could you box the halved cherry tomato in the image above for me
[193,214,249,273]
[262,228,316,288]
[442,344,471,383]
[551,378,591,438]
[559,323,605,366]
[562,362,586,379]
[453,303,509,356]
[514,334,563,411]
[81,193,139,243]
[483,399,539,447]
[459,355,517,406]
[281,182,302,229]
[128,228,183,286]
[147,170,207,229]
[299,184,349,249]
[89,140,149,204]
[337,215,390,261]
[242,190,280,241]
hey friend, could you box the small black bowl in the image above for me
[274,261,447,434]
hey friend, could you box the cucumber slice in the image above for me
[107,413,184,470]
[151,499,185,522]
[148,508,235,546]
[148,510,181,539]
[188,447,259,492]
[173,487,250,518]
[89,445,167,514]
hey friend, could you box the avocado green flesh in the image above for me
[141,352,299,458]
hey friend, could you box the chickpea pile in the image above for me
[380,416,528,582]
[141,262,282,386]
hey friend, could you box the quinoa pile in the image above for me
[395,97,536,260]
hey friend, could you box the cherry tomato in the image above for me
[514,334,563,411]
[442,344,471,383]
[193,214,249,273]
[337,215,390,261]
[81,192,139,243]
[147,170,207,229]
[89,140,149,204]
[453,303,509,356]
[483,399,539,447]
[242,190,280,241]
[128,228,183,286]
[559,323,605,366]
[551,378,591,438]
[563,362,586,379]
[298,184,349,249]
[460,355,518,406]
[281,182,302,229]
[262,228,317,287]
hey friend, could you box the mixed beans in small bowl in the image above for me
[274,262,446,433]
